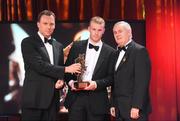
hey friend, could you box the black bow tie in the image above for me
[117,42,132,53]
[44,38,53,44]
[118,46,126,52]
[89,43,99,51]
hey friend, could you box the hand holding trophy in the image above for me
[74,54,90,89]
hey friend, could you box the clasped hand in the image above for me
[110,107,140,119]
[68,80,97,91]
[55,80,64,89]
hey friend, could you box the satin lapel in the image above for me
[116,41,133,71]
[40,47,49,59]
[116,51,129,71]
[35,34,51,62]
[80,40,88,54]
[52,40,59,65]
[93,43,105,75]
[115,50,120,62]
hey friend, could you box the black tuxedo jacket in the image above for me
[64,40,115,114]
[21,33,65,109]
[112,41,152,117]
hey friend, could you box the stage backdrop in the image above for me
[145,0,180,121]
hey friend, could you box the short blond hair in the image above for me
[90,16,105,27]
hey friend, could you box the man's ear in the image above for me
[88,26,90,31]
[37,22,40,28]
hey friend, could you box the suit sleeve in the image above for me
[21,38,65,79]
[64,42,78,84]
[132,48,151,110]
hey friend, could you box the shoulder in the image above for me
[73,40,87,46]
[132,41,150,59]
[131,41,147,52]
[134,42,144,49]
[53,38,63,47]
[21,35,35,46]
[21,33,40,43]
[102,42,116,52]
[70,40,88,50]
[22,36,32,42]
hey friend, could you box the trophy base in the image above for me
[74,81,90,89]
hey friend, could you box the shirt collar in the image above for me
[88,39,102,47]
[116,39,132,50]
[38,31,51,43]
[125,39,132,47]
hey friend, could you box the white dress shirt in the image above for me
[82,39,102,81]
[38,32,54,65]
[115,39,132,70]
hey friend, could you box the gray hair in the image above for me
[113,21,132,39]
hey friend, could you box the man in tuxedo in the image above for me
[21,10,81,121]
[64,16,115,121]
[110,21,151,121]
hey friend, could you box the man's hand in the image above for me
[68,80,82,91]
[84,81,97,91]
[110,107,116,117]
[130,108,140,119]
[55,80,64,89]
[68,80,76,90]
[65,63,81,74]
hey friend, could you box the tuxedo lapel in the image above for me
[93,43,105,76]
[52,39,59,65]
[40,46,50,61]
[116,41,133,71]
[35,34,51,63]
[116,51,129,71]
[80,40,88,54]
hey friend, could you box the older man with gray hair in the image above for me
[111,21,152,121]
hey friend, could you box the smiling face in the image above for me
[37,14,55,38]
[113,21,132,47]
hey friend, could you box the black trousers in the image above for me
[115,107,148,121]
[68,93,109,121]
[21,97,59,121]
